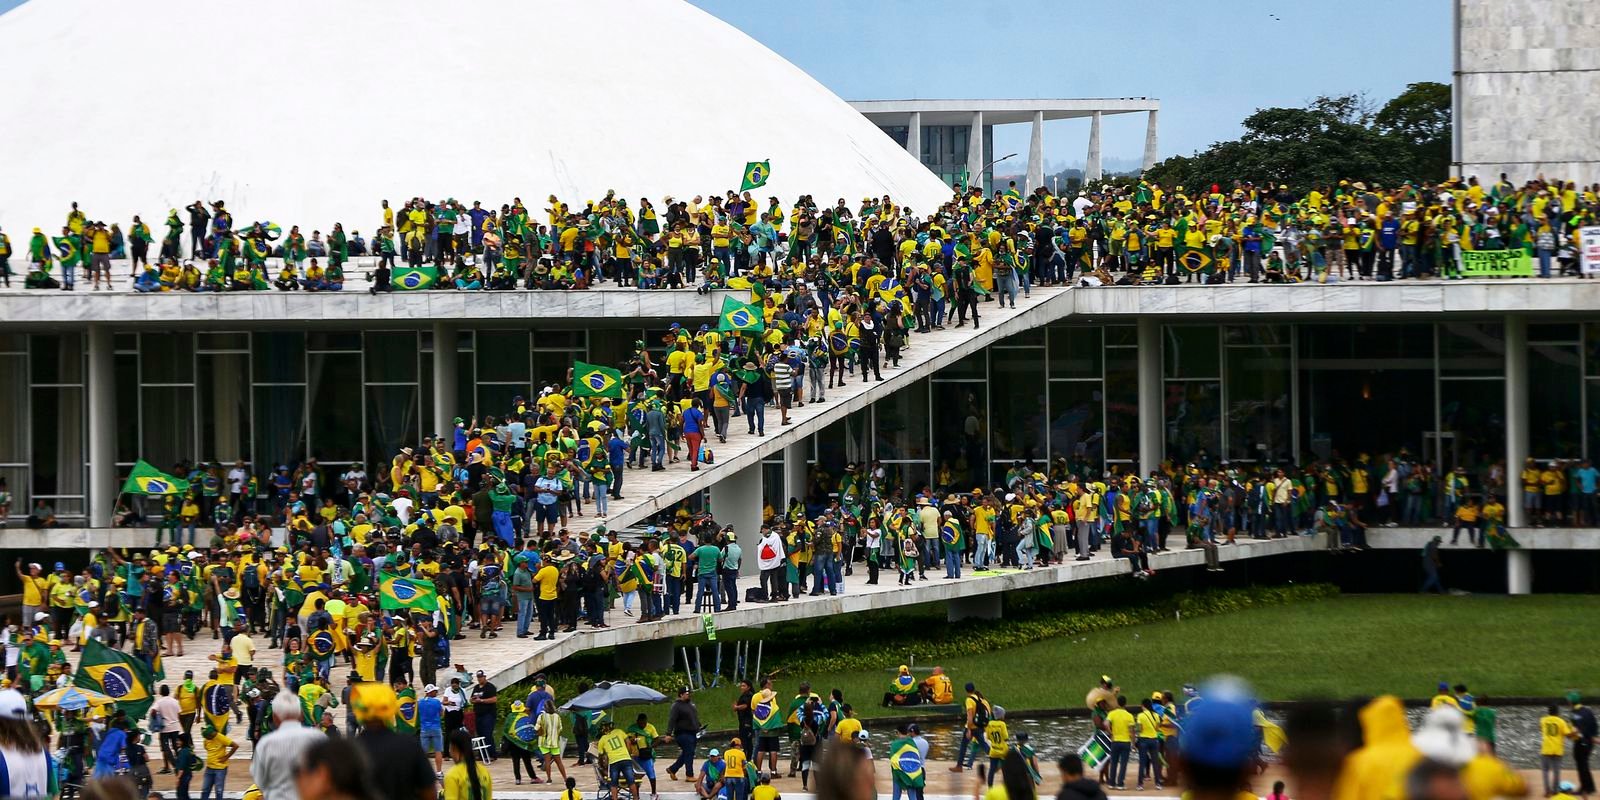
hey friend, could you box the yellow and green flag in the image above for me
[393,265,439,291]
[74,638,155,719]
[121,460,190,496]
[378,570,439,613]
[573,361,624,399]
[718,296,764,333]
[52,236,82,267]
[740,160,771,192]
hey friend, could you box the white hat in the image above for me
[424,684,438,694]
[32,612,48,621]
[87,601,99,609]
[0,689,27,721]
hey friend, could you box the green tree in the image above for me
[1375,81,1452,181]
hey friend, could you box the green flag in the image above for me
[392,264,439,291]
[52,236,82,267]
[740,160,771,192]
[75,638,157,719]
[121,460,189,496]
[573,361,625,399]
[378,570,439,612]
[718,296,765,333]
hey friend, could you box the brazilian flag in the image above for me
[308,630,336,659]
[395,687,418,735]
[74,639,155,719]
[752,693,784,732]
[889,738,926,789]
[1177,248,1212,274]
[740,160,771,192]
[201,679,234,733]
[52,236,82,267]
[940,518,964,550]
[393,265,439,291]
[573,361,624,399]
[121,459,190,496]
[505,709,538,749]
[718,296,764,333]
[379,570,439,613]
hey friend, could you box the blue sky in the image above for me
[2,0,1451,171]
[690,0,1451,173]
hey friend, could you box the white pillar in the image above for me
[433,322,458,441]
[1505,315,1528,528]
[710,460,764,578]
[1506,549,1532,595]
[1137,317,1162,479]
[905,111,922,162]
[1141,110,1160,172]
[782,437,808,510]
[1085,111,1104,183]
[1026,110,1045,193]
[87,324,116,528]
[966,111,985,192]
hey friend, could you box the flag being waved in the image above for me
[740,160,771,192]
[718,296,765,333]
[378,570,440,612]
[573,361,625,399]
[74,639,156,719]
[121,460,190,496]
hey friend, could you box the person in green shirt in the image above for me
[691,542,723,612]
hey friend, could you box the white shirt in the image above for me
[391,497,413,524]
[227,468,248,494]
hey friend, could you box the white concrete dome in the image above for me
[0,0,951,235]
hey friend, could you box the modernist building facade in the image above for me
[0,282,1584,535]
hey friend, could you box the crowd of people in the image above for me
[2,174,1596,294]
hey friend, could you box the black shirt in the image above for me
[470,681,499,720]
[357,727,434,800]
[735,691,753,729]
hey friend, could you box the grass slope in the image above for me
[676,594,1599,730]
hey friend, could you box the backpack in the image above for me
[241,565,261,590]
[1136,494,1154,515]
[972,696,991,729]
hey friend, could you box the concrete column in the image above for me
[710,460,764,577]
[1025,110,1045,193]
[1505,315,1528,528]
[1137,317,1162,479]
[1141,110,1161,172]
[782,437,808,510]
[87,325,116,529]
[905,111,922,162]
[966,111,985,192]
[432,322,458,441]
[1085,111,1103,183]
[613,638,676,672]
[1506,549,1532,595]
[947,593,1002,622]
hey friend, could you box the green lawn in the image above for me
[674,594,1600,731]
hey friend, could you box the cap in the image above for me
[0,689,27,720]
[709,749,721,757]
[424,684,438,694]
[1179,692,1258,768]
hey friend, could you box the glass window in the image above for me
[1103,356,1138,461]
[197,332,249,351]
[1105,325,1138,348]
[1164,380,1221,463]
[1048,380,1104,471]
[476,384,524,421]
[0,333,25,353]
[816,409,871,478]
[1163,326,1220,379]
[199,353,252,463]
[1585,324,1600,376]
[31,386,84,506]
[140,333,195,384]
[1530,343,1582,459]
[364,331,419,383]
[533,350,578,389]
[30,333,82,384]
[998,328,1045,347]
[532,330,585,350]
[252,385,306,473]
[1298,365,1433,462]
[0,356,26,463]
[476,331,529,383]
[1438,322,1505,377]
[931,382,986,489]
[990,348,1048,462]
[308,353,362,462]
[1048,326,1102,379]
[1299,323,1432,360]
[881,462,932,500]
[113,353,139,464]
[253,332,306,383]
[937,351,985,381]
[141,386,196,468]
[1530,323,1579,343]
[366,385,419,470]
[1224,325,1289,346]
[1439,379,1506,468]
[1226,346,1292,462]
[307,331,361,351]
[113,333,138,353]
[874,378,929,461]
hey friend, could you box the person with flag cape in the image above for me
[883,665,919,708]
[201,670,234,733]
[501,700,543,785]
[889,727,927,794]
[394,684,419,735]
[940,509,965,578]
[74,637,158,719]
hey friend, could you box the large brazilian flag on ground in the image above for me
[121,459,189,496]
[379,570,439,613]
[718,296,764,333]
[74,639,156,719]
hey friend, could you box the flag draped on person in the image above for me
[378,570,440,612]
[940,517,964,551]
[740,160,771,192]
[392,264,439,291]
[889,737,926,789]
[52,236,82,267]
[121,460,190,496]
[573,361,624,399]
[718,296,764,333]
[74,639,156,719]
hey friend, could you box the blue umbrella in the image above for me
[559,681,666,711]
